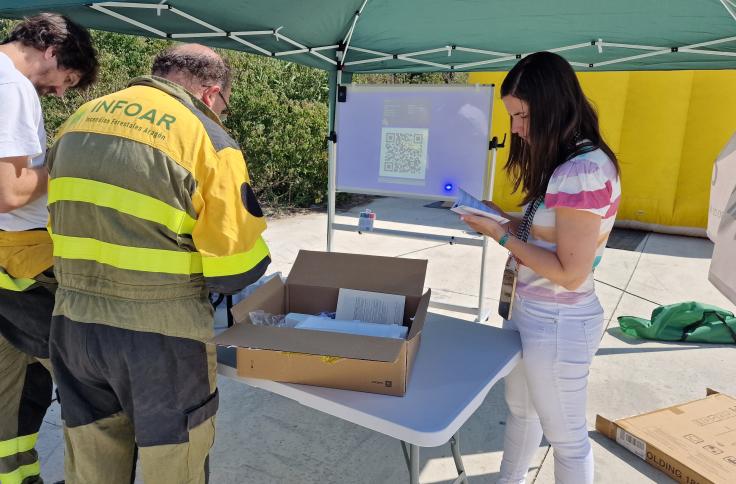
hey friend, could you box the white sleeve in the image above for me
[0,82,43,159]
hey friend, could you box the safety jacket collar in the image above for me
[128,75,224,127]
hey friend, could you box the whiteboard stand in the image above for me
[326,82,498,322]
[474,134,507,321]
[329,143,501,322]
[327,83,494,322]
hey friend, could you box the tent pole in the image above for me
[477,85,496,322]
[477,146,496,323]
[720,0,736,22]
[326,69,338,252]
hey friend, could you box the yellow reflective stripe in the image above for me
[0,433,38,458]
[50,233,202,275]
[49,177,196,235]
[0,462,41,484]
[0,271,35,292]
[201,237,269,277]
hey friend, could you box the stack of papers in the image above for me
[335,288,405,325]
[284,288,410,340]
[451,188,509,224]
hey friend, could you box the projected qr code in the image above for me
[379,127,429,180]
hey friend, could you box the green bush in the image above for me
[1,20,329,210]
[222,53,329,209]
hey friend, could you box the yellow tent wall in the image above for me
[469,71,736,234]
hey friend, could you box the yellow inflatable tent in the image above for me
[469,71,736,235]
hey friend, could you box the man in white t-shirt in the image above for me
[0,14,97,484]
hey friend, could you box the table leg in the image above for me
[226,295,234,327]
[401,432,468,484]
[410,443,419,484]
[450,431,469,484]
[400,441,420,484]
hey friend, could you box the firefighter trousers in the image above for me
[49,316,218,484]
[0,286,55,484]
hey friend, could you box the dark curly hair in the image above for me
[1,13,98,89]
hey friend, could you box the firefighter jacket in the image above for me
[46,76,270,341]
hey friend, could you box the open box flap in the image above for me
[229,276,285,324]
[287,250,427,296]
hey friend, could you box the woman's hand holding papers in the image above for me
[482,200,519,234]
[460,213,507,242]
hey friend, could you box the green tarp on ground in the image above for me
[619,302,736,344]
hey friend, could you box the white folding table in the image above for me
[217,313,521,483]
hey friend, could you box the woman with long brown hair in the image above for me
[461,52,621,483]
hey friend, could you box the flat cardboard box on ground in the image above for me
[212,250,430,396]
[596,390,736,483]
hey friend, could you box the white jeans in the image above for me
[497,294,605,484]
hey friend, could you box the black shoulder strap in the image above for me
[515,197,543,242]
[566,141,597,161]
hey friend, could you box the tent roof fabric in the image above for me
[2,0,736,72]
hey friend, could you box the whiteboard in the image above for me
[335,84,494,200]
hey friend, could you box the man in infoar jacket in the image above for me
[0,14,97,484]
[46,44,270,483]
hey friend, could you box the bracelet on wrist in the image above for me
[498,232,512,247]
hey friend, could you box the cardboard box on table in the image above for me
[212,250,430,396]
[596,390,736,484]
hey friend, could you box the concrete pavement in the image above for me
[37,196,736,483]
